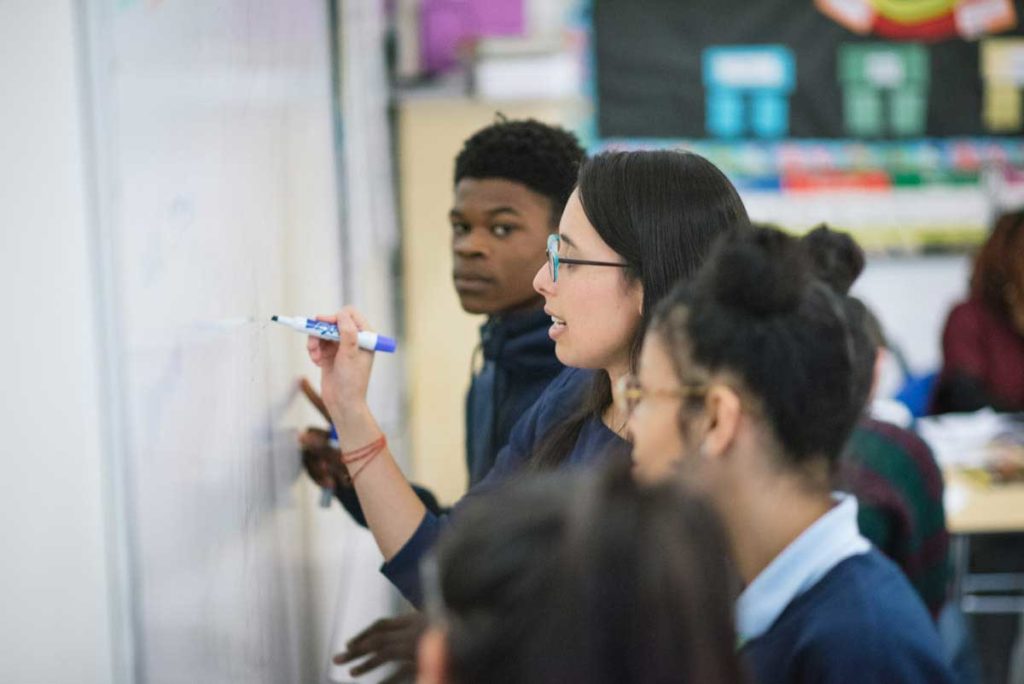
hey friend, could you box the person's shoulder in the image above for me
[522,368,596,434]
[791,552,945,655]
[541,367,595,400]
[813,550,926,608]
[947,298,999,330]
[754,551,951,682]
[506,368,595,443]
[853,418,945,494]
[857,418,933,460]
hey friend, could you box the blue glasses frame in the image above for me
[546,234,628,283]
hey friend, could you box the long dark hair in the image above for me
[530,150,749,469]
[431,460,743,684]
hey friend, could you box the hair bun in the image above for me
[706,228,808,316]
[800,225,865,295]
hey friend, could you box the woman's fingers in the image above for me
[335,309,363,350]
[343,305,371,331]
[306,334,340,366]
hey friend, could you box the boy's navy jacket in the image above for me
[465,308,564,485]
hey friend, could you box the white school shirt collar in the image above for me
[735,493,871,646]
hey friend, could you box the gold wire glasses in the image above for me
[615,373,708,415]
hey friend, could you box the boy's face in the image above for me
[450,177,554,315]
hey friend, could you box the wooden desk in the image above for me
[945,470,1024,535]
[945,469,1024,615]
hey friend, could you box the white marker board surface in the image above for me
[79,1,381,682]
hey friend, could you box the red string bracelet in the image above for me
[340,434,387,481]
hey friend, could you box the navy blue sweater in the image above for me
[742,549,954,684]
[383,367,630,605]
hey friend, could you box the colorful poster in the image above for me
[591,0,1024,250]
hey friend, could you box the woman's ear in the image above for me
[634,282,645,316]
[416,627,450,684]
[702,384,742,460]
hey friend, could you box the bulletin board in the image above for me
[590,0,1024,250]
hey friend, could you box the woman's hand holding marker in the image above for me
[306,307,376,423]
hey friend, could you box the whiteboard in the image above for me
[79,1,394,682]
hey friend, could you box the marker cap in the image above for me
[374,335,397,353]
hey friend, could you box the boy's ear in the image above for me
[417,627,451,684]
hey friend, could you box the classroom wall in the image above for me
[854,254,971,375]
[0,1,119,682]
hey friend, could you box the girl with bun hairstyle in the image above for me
[308,150,749,605]
[626,227,954,683]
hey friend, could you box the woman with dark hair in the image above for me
[307,150,749,605]
[416,461,743,684]
[932,210,1024,414]
[627,227,954,682]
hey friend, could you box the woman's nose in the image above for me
[533,260,554,297]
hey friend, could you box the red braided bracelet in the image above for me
[340,434,387,481]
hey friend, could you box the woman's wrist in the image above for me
[327,401,381,448]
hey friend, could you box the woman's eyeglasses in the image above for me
[615,373,707,415]
[547,234,628,283]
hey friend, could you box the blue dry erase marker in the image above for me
[271,315,397,353]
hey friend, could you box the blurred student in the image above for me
[802,225,950,619]
[416,461,744,684]
[628,227,954,682]
[932,210,1024,414]
[303,117,583,682]
[306,149,749,607]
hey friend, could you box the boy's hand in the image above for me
[299,427,350,490]
[334,613,426,683]
[296,378,349,489]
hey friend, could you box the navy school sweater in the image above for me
[383,366,630,606]
[742,548,954,684]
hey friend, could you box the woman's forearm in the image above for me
[331,403,426,560]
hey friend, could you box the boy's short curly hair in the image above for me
[454,117,586,225]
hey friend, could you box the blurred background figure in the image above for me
[932,211,1024,415]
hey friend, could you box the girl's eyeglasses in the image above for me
[615,373,707,415]
[547,234,628,283]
